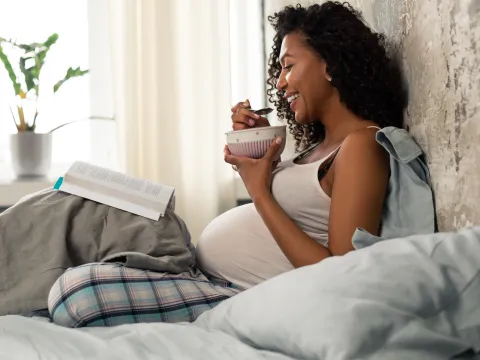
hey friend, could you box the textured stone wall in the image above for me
[264,0,480,231]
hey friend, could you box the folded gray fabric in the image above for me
[0,188,194,316]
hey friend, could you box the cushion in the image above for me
[194,227,480,359]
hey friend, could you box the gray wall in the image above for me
[264,0,480,231]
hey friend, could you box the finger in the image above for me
[263,136,284,162]
[224,146,241,166]
[224,153,241,166]
[236,109,271,128]
[232,118,269,130]
[233,123,249,131]
[252,116,271,128]
[231,99,250,113]
[237,108,260,120]
[231,108,261,127]
[231,102,245,113]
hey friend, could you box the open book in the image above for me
[54,161,175,221]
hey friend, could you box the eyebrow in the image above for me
[279,52,293,65]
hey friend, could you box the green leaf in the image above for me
[36,33,58,64]
[32,110,39,130]
[43,33,58,48]
[19,56,36,93]
[25,123,36,132]
[0,43,22,95]
[33,56,41,95]
[16,43,37,52]
[53,66,89,93]
[8,105,20,131]
[0,37,38,53]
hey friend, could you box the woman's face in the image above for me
[276,32,333,124]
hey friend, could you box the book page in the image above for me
[64,161,175,216]
[59,180,162,221]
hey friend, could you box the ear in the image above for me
[322,60,332,82]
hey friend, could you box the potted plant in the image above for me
[0,33,88,177]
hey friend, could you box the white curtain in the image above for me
[107,0,238,243]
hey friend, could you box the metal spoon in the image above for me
[251,107,273,116]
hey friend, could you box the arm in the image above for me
[254,130,389,267]
[327,130,389,255]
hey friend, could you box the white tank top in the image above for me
[197,127,381,289]
[195,146,337,289]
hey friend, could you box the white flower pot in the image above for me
[10,132,52,178]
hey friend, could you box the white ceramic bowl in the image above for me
[226,125,287,159]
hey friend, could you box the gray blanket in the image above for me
[0,188,194,316]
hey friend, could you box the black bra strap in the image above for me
[318,148,340,181]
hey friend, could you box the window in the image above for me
[228,0,268,199]
[0,0,116,176]
[229,0,266,110]
[0,0,266,180]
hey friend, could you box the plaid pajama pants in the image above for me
[48,263,243,328]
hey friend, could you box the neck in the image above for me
[317,96,369,145]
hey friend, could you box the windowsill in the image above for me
[0,163,71,207]
[0,178,55,207]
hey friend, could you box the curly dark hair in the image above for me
[266,1,407,151]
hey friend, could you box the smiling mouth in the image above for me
[287,93,299,104]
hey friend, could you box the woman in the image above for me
[49,1,407,327]
[196,1,405,289]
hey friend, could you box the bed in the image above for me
[1,226,479,359]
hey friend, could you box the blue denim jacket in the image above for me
[352,126,436,249]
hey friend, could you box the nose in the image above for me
[276,71,287,91]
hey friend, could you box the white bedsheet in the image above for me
[0,315,291,360]
[1,227,480,360]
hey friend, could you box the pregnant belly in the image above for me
[195,203,294,289]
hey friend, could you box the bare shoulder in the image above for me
[328,127,390,251]
[336,127,388,168]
